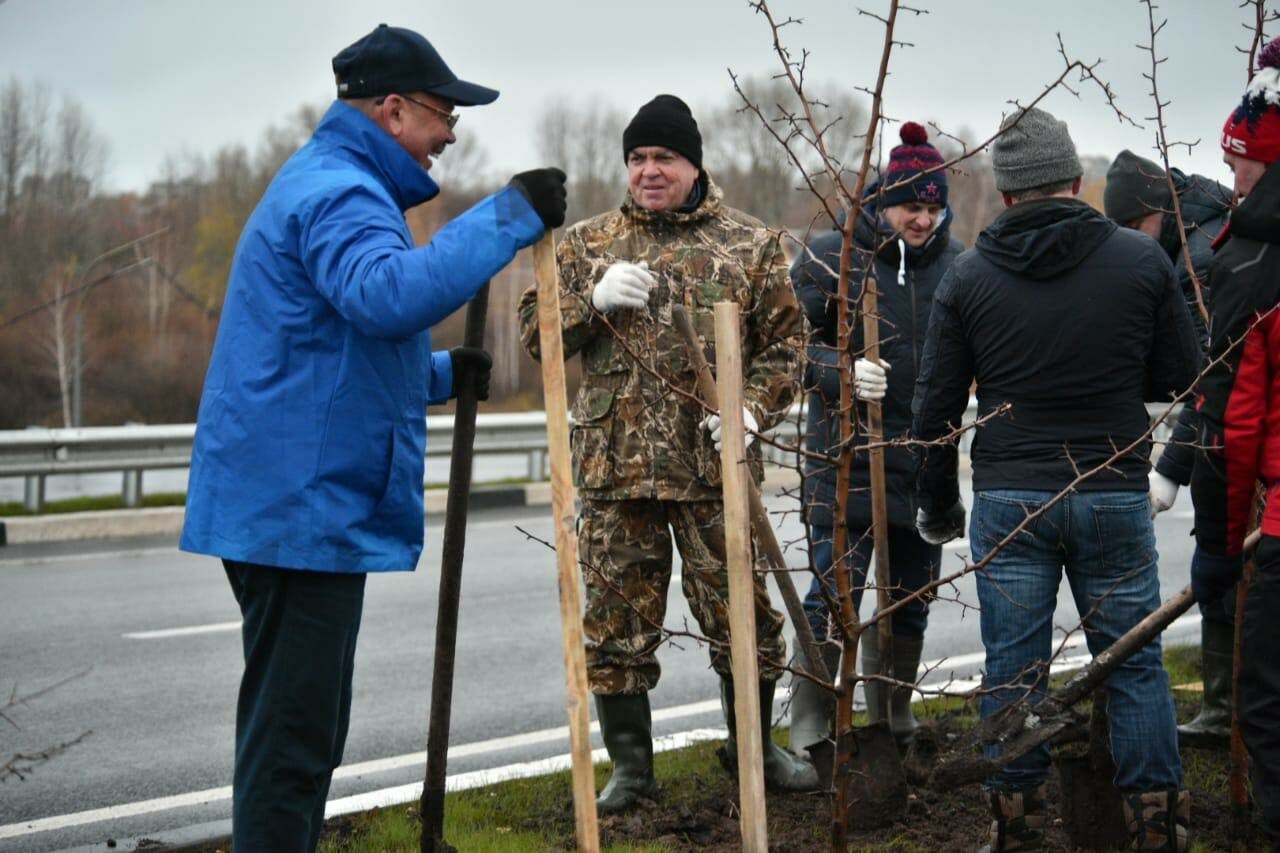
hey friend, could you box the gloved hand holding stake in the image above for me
[508,167,568,229]
[448,346,492,401]
[855,357,890,401]
[592,262,654,313]
[1190,547,1243,605]
[701,407,759,453]
[916,500,965,545]
[1147,470,1179,518]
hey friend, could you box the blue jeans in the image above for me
[802,523,941,642]
[970,489,1181,792]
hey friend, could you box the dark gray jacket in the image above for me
[1152,170,1231,485]
[791,203,963,529]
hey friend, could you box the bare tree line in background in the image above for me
[0,73,1112,429]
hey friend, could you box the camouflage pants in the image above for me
[579,497,788,695]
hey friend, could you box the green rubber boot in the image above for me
[721,678,820,791]
[595,693,658,814]
[1177,620,1233,747]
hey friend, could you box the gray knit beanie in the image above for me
[991,107,1083,193]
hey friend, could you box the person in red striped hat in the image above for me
[1191,35,1280,850]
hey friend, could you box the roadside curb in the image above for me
[0,471,808,548]
[0,483,558,547]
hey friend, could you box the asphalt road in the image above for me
[0,473,1203,851]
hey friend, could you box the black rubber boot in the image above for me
[861,626,924,748]
[721,678,820,791]
[594,693,658,814]
[1122,788,1191,851]
[977,784,1047,852]
[786,636,841,757]
[1177,620,1233,747]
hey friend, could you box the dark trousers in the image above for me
[1243,537,1280,841]
[803,523,941,641]
[224,560,366,853]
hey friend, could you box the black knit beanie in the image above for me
[1104,150,1171,225]
[622,95,702,169]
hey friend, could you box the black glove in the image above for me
[1190,546,1243,605]
[449,347,492,401]
[509,167,567,229]
[916,501,965,545]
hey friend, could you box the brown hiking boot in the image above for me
[977,784,1046,852]
[1122,788,1190,851]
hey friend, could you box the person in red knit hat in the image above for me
[787,121,964,758]
[1191,36,1280,849]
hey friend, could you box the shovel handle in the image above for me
[421,282,490,852]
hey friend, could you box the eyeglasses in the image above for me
[399,94,458,130]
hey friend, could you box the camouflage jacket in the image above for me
[517,177,802,501]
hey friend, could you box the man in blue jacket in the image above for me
[179,24,565,852]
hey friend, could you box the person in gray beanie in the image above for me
[911,105,1198,851]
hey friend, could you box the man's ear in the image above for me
[379,95,407,137]
[1001,191,1015,208]
[1071,176,1083,196]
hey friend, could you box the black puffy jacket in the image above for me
[791,202,963,529]
[912,197,1200,511]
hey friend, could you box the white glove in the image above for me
[854,357,890,401]
[591,261,654,312]
[1148,470,1180,518]
[700,407,759,453]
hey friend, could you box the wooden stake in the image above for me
[715,301,769,853]
[860,275,894,707]
[670,305,829,685]
[533,234,600,853]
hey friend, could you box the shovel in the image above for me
[420,283,490,853]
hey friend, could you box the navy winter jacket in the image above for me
[791,203,963,529]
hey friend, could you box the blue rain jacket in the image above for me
[180,101,544,573]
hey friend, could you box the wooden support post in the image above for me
[715,301,769,853]
[670,305,829,685]
[533,234,601,853]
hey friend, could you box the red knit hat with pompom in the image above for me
[1222,37,1280,164]
[876,121,948,207]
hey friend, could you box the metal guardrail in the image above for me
[0,400,1180,512]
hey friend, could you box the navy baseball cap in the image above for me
[332,24,499,106]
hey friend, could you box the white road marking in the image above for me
[0,700,724,841]
[0,609,1204,842]
[123,621,242,640]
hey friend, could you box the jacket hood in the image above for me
[976,197,1116,280]
[832,193,956,268]
[313,101,440,211]
[1226,159,1280,245]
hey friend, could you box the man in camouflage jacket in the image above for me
[517,94,815,813]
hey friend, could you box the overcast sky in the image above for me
[0,0,1261,197]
